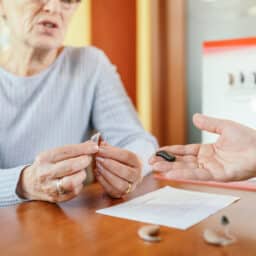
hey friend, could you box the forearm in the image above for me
[0,165,30,207]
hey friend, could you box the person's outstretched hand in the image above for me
[149,113,256,182]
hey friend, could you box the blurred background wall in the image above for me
[187,0,256,142]
[64,1,91,46]
[64,0,187,146]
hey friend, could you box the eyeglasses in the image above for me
[39,0,82,10]
[41,0,81,4]
[59,0,81,3]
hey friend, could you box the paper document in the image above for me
[96,186,239,230]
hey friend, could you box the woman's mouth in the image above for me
[37,20,60,35]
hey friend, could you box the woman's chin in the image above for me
[28,38,62,51]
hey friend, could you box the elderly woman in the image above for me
[0,0,157,207]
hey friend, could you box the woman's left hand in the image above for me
[95,143,143,198]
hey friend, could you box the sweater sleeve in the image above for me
[91,50,158,176]
[0,165,29,207]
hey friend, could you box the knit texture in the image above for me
[0,47,158,207]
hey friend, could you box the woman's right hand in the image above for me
[17,141,99,203]
[150,114,256,182]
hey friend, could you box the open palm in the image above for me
[150,114,256,182]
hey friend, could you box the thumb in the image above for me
[193,113,227,135]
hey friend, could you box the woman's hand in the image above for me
[17,141,99,203]
[149,114,256,182]
[95,143,142,198]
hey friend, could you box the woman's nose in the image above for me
[43,0,62,14]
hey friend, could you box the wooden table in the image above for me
[0,175,255,256]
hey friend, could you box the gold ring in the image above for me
[198,162,204,169]
[125,182,132,194]
[56,179,66,195]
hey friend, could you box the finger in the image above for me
[57,183,84,202]
[70,183,84,198]
[36,141,99,164]
[149,155,166,165]
[164,168,214,181]
[159,144,200,156]
[96,162,132,194]
[193,113,229,135]
[98,145,141,168]
[152,161,198,172]
[96,172,122,198]
[150,155,197,165]
[61,170,87,193]
[96,157,139,183]
[41,180,84,203]
[176,155,198,163]
[163,157,229,182]
[49,155,92,178]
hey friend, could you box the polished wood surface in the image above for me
[0,175,255,256]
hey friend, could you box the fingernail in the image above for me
[96,157,104,163]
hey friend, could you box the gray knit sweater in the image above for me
[0,47,157,207]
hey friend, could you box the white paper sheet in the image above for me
[96,186,240,230]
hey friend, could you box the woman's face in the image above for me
[0,0,80,50]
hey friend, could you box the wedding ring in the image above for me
[198,162,204,169]
[56,179,66,195]
[125,182,132,194]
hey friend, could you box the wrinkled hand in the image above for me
[17,141,99,202]
[95,142,143,198]
[149,113,256,182]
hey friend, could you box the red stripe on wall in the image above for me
[91,0,137,106]
[204,37,256,49]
